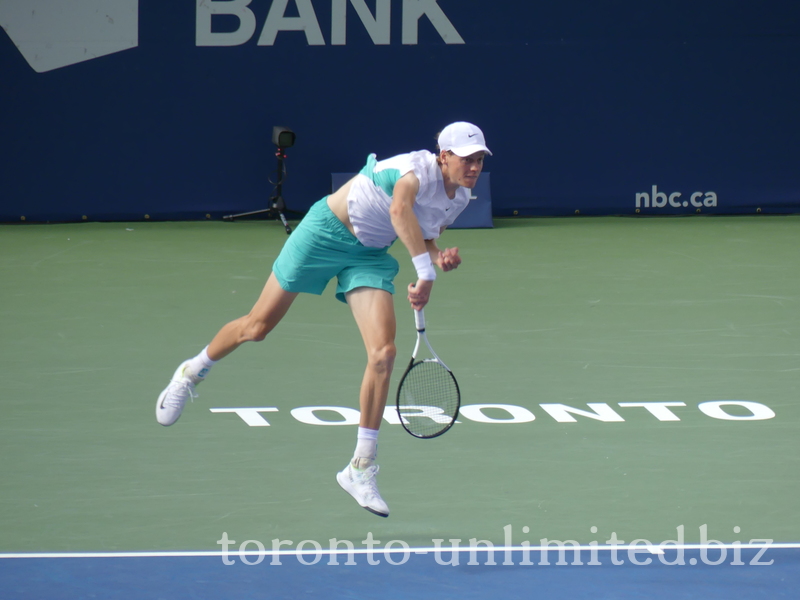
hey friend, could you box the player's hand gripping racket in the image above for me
[396,308,460,438]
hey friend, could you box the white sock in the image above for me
[187,346,217,380]
[353,426,379,464]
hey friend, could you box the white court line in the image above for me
[1,543,799,560]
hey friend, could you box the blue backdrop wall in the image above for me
[1,0,799,222]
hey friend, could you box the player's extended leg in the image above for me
[156,273,298,426]
[336,286,396,517]
[206,273,298,360]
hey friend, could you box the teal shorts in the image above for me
[273,198,399,304]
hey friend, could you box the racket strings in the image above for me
[397,361,459,438]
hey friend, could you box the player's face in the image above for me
[441,150,485,189]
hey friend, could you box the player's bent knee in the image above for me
[368,342,396,374]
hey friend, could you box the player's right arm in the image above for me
[389,172,433,310]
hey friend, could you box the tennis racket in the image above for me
[396,308,460,438]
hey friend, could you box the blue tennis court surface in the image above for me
[3,547,798,599]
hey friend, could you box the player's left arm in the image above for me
[426,230,461,272]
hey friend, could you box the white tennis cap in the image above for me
[438,122,492,157]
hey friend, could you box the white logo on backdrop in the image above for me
[1,0,464,73]
[635,185,718,210]
[0,0,139,73]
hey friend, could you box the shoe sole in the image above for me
[336,471,389,518]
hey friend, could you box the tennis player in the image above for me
[155,121,491,517]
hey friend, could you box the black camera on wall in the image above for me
[223,125,297,232]
[272,126,295,148]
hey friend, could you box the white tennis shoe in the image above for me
[336,460,390,517]
[155,360,203,426]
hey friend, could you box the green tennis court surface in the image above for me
[1,216,798,558]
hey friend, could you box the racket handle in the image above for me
[414,308,426,331]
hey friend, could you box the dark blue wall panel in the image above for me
[1,1,798,222]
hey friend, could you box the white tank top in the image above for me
[346,151,470,248]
